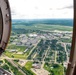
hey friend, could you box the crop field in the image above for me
[13,24,73,31]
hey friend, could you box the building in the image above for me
[32,63,41,69]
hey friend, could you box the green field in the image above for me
[6,45,26,51]
[25,61,33,70]
[4,51,28,59]
[13,24,73,31]
[4,45,29,59]
[25,61,36,75]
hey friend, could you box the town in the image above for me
[0,29,72,75]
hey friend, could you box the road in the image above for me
[6,59,26,75]
[41,47,50,69]
[55,51,57,63]
[27,40,41,58]
[63,43,69,62]
[0,55,26,75]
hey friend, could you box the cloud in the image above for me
[65,5,73,9]
[49,8,53,10]
[57,5,73,10]
[11,10,16,15]
[9,0,73,19]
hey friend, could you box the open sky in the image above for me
[9,0,73,19]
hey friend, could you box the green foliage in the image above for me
[2,64,9,71]
[4,59,23,75]
[23,61,36,75]
[7,45,26,51]
[57,51,67,63]
[25,61,33,70]
[14,59,19,62]
[13,24,73,32]
[56,43,64,51]
[51,64,64,75]
[44,63,64,75]
[4,51,27,59]
[60,38,72,43]
[28,39,49,61]
[51,39,58,50]
[22,67,35,75]
[66,44,71,50]
[0,60,3,63]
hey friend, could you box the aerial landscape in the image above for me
[0,19,73,75]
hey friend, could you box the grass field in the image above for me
[6,45,26,51]
[25,61,36,75]
[13,24,73,31]
[25,61,33,69]
[4,45,28,59]
[4,51,28,59]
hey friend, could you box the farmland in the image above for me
[13,24,73,31]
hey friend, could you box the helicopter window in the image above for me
[7,0,73,75]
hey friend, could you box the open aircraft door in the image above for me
[0,0,11,55]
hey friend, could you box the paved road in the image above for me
[63,43,69,62]
[55,51,57,63]
[0,55,26,75]
[41,47,50,68]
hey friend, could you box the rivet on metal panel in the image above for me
[6,14,9,17]
[5,14,9,23]
[68,62,76,69]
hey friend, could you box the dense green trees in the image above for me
[50,39,58,50]
[57,51,67,63]
[56,43,64,51]
[44,63,64,75]
[28,39,49,61]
